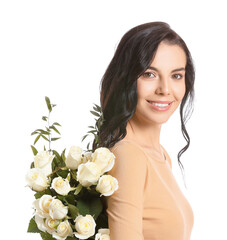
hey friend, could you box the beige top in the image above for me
[106,139,194,240]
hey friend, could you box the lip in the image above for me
[146,100,173,111]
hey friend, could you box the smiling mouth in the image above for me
[146,100,172,107]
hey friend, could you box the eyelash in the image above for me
[142,72,183,80]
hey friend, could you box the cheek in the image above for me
[174,82,186,100]
[137,80,155,99]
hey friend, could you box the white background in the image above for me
[1,0,227,239]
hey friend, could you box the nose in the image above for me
[155,77,170,95]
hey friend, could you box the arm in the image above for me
[106,142,148,240]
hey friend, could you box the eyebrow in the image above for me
[148,66,186,73]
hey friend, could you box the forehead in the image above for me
[150,42,187,70]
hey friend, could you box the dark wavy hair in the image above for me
[92,21,195,173]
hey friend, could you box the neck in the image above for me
[124,114,162,151]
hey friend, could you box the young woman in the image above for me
[93,22,195,240]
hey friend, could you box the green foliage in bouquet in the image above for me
[26,97,118,240]
[81,103,104,151]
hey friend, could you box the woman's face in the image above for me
[134,41,187,125]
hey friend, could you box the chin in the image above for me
[142,115,171,125]
[152,118,169,125]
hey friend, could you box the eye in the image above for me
[172,73,183,80]
[141,72,156,78]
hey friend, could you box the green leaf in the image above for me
[94,134,99,144]
[98,117,104,130]
[52,150,61,160]
[45,126,51,132]
[40,232,56,240]
[30,162,35,168]
[89,198,103,220]
[95,212,109,230]
[27,217,41,233]
[42,116,48,121]
[101,112,104,120]
[68,204,79,219]
[51,137,61,141]
[31,145,38,156]
[31,131,39,136]
[50,125,61,135]
[77,197,103,220]
[88,126,95,129]
[33,129,50,135]
[88,130,97,133]
[90,110,100,117]
[86,142,90,150]
[53,122,62,127]
[45,96,52,112]
[66,237,76,240]
[66,172,71,181]
[53,150,64,165]
[52,150,61,171]
[74,183,83,195]
[34,134,41,145]
[77,199,90,216]
[94,103,102,113]
[40,130,51,135]
[61,148,66,161]
[51,150,66,169]
[64,194,76,205]
[97,120,101,130]
[71,170,77,181]
[41,134,49,142]
[92,105,99,112]
[56,195,65,202]
[57,169,68,178]
[34,128,46,132]
[81,134,88,142]
[34,188,52,199]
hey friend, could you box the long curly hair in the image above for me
[92,21,195,173]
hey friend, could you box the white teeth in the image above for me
[148,101,169,107]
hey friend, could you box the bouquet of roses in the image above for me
[26,96,118,240]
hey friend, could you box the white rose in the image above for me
[77,162,101,187]
[96,175,119,197]
[65,146,83,170]
[26,168,49,191]
[45,217,60,234]
[34,214,47,232]
[91,147,115,174]
[33,194,53,218]
[81,151,92,163]
[95,228,110,240]
[51,176,71,196]
[49,198,68,220]
[52,220,73,240]
[74,215,96,239]
[34,151,55,176]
